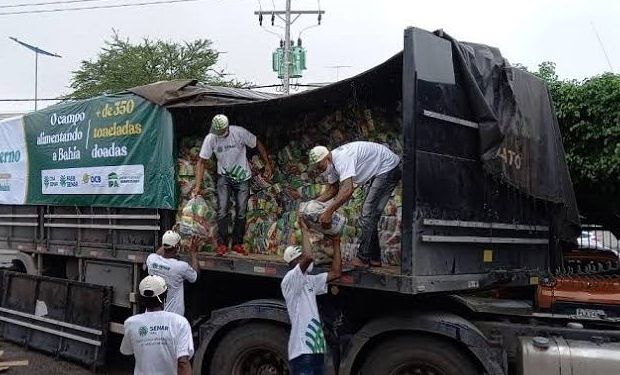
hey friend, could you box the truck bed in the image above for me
[192,252,409,293]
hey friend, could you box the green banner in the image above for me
[23,93,176,209]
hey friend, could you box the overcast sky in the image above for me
[0,0,618,113]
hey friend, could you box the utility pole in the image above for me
[283,0,292,94]
[9,37,61,111]
[255,3,325,94]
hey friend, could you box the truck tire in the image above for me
[208,322,290,375]
[361,335,479,375]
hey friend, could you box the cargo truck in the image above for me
[1,27,619,375]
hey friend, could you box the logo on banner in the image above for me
[108,172,120,188]
[82,173,103,185]
[0,173,12,191]
[58,175,78,188]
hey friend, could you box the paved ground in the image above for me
[0,338,133,375]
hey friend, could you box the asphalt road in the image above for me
[0,337,133,375]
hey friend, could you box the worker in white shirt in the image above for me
[146,230,199,316]
[193,114,273,256]
[121,275,194,375]
[281,217,342,375]
[308,141,401,269]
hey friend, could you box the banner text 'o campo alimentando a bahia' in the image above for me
[0,94,176,209]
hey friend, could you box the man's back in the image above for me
[120,310,194,375]
[330,141,400,185]
[281,265,328,360]
[146,254,197,315]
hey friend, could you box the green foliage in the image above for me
[68,31,245,99]
[537,65,620,185]
[533,62,620,232]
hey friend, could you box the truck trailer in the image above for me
[1,27,619,375]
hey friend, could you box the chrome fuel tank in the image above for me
[518,336,620,375]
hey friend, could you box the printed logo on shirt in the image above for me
[304,318,326,353]
[151,262,171,271]
[149,325,170,333]
[138,325,170,338]
[216,144,238,154]
[139,326,148,337]
[223,165,249,183]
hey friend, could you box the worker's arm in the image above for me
[256,140,273,180]
[155,246,165,256]
[327,235,342,282]
[189,237,200,274]
[192,158,206,196]
[177,356,192,375]
[297,217,314,274]
[193,136,214,197]
[176,318,194,375]
[182,237,200,283]
[119,324,134,355]
[316,182,338,202]
[319,178,354,227]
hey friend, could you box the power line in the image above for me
[0,0,199,16]
[326,65,351,81]
[247,83,325,89]
[0,0,114,9]
[0,98,65,102]
[590,22,614,73]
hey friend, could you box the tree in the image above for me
[532,62,620,235]
[68,31,244,99]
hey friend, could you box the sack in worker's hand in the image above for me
[299,200,346,236]
[178,196,212,239]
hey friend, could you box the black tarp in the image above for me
[441,31,580,239]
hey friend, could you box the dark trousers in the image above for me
[356,166,402,262]
[289,354,325,375]
[216,175,250,246]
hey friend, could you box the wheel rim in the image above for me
[390,361,447,375]
[231,347,289,375]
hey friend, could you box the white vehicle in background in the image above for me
[577,229,619,256]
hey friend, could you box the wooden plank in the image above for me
[0,360,29,367]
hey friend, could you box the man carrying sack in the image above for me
[146,230,199,316]
[193,114,273,256]
[281,217,342,374]
[308,141,401,269]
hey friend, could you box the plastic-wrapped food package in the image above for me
[178,197,212,238]
[299,200,346,236]
[174,105,403,265]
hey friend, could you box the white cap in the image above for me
[162,230,181,248]
[139,275,167,298]
[283,245,303,263]
[309,146,329,165]
[210,114,229,135]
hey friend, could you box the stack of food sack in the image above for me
[176,138,219,252]
[175,105,403,266]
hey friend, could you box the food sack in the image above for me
[178,196,212,239]
[299,200,346,236]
